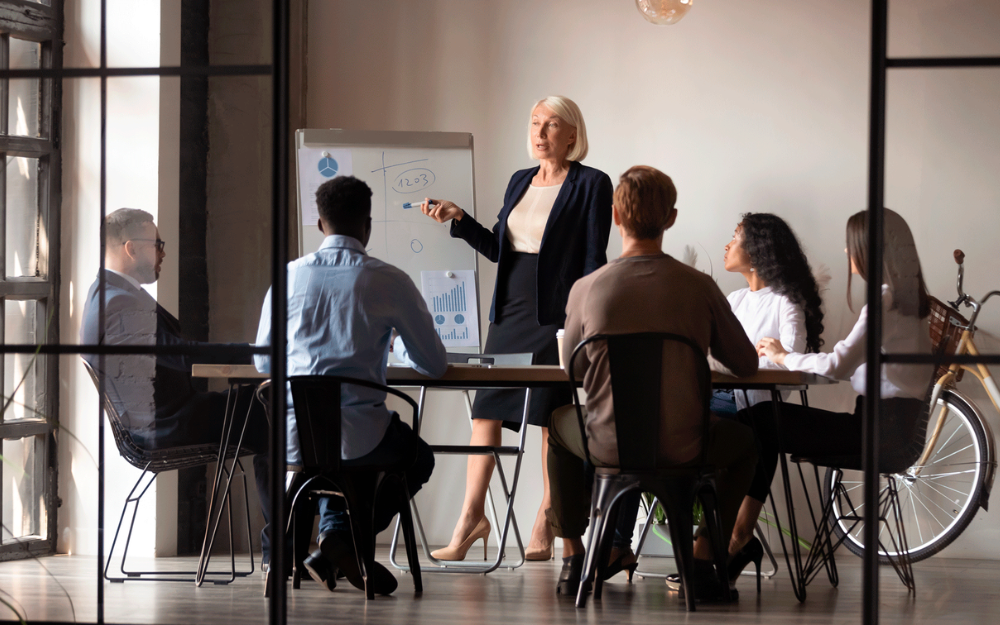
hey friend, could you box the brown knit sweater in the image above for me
[562,254,758,466]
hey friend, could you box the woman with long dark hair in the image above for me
[748,209,932,586]
[669,213,826,593]
[713,213,825,413]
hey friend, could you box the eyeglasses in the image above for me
[127,239,166,252]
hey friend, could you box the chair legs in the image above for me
[576,475,630,608]
[661,481,697,612]
[107,463,253,584]
[827,469,915,592]
[274,469,423,599]
[576,474,732,612]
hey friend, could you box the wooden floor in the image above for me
[2,548,999,624]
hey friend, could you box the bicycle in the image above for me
[826,249,998,563]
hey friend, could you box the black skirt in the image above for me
[473,252,570,431]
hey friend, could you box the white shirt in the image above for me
[727,286,807,409]
[505,183,561,253]
[107,268,142,291]
[784,285,932,399]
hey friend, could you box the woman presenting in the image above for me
[420,96,612,561]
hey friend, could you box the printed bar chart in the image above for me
[436,326,470,341]
[432,281,466,313]
[421,269,480,348]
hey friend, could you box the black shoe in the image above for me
[556,554,585,595]
[726,537,764,594]
[601,548,638,583]
[317,532,398,595]
[302,549,337,592]
[676,560,739,604]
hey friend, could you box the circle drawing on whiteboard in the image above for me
[434,315,445,325]
[318,157,338,178]
[392,168,436,194]
[454,314,465,324]
[410,239,424,253]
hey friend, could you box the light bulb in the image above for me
[635,0,693,25]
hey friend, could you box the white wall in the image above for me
[305,0,1000,556]
[59,0,178,557]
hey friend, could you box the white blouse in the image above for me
[727,287,807,409]
[506,183,561,253]
[783,285,932,400]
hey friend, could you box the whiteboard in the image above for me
[295,129,481,350]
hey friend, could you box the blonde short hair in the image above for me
[526,95,589,162]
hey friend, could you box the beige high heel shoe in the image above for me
[431,518,491,561]
[524,543,554,561]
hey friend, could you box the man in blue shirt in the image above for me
[255,175,446,595]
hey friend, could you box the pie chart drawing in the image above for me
[318,157,338,178]
[454,314,465,324]
[435,315,445,325]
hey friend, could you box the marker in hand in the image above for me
[402,200,436,209]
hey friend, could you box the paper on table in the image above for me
[298,147,354,228]
[421,269,480,348]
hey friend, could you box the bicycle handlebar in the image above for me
[953,249,969,309]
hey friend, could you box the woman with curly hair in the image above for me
[669,212,825,594]
[712,213,825,414]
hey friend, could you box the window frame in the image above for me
[0,0,62,560]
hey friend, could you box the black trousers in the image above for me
[546,405,756,551]
[738,395,926,503]
[317,414,435,539]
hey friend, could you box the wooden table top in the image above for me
[192,363,834,390]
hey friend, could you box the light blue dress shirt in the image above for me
[255,235,447,463]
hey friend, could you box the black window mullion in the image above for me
[1,33,8,292]
[1,32,7,135]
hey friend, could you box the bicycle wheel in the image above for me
[824,391,989,563]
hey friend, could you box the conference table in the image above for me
[192,363,835,588]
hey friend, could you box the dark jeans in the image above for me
[545,405,757,553]
[710,390,738,417]
[317,414,435,539]
[738,395,926,504]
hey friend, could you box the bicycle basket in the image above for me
[928,296,969,382]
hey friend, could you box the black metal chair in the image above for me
[790,395,934,593]
[786,328,942,596]
[275,375,423,599]
[81,359,255,584]
[567,332,733,611]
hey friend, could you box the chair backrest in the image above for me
[567,332,712,471]
[446,352,533,366]
[883,306,962,473]
[288,374,421,473]
[80,358,152,469]
[288,375,344,474]
[81,358,225,472]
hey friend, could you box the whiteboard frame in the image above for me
[294,129,482,352]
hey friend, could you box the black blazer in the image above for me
[450,160,613,326]
[80,270,245,445]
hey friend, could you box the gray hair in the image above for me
[106,208,155,245]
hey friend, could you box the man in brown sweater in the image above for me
[548,165,759,601]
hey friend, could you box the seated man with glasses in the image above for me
[548,166,759,602]
[255,175,447,596]
[80,208,271,559]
